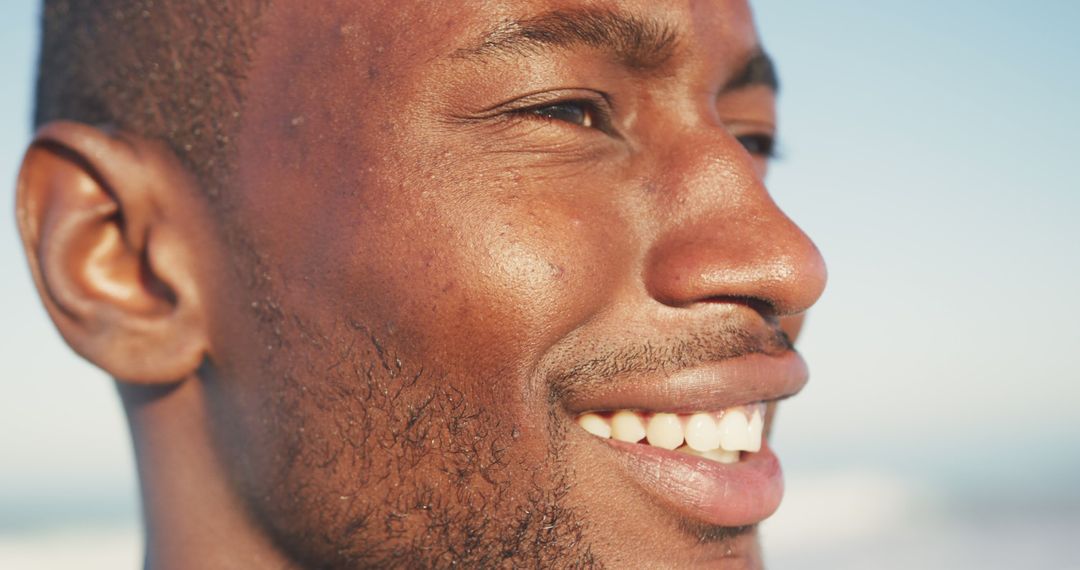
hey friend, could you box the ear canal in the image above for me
[15,122,209,384]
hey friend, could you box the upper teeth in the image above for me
[576,405,765,464]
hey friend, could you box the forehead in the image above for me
[257,0,760,78]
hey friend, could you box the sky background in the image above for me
[2,1,1078,568]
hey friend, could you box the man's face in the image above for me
[200,0,825,566]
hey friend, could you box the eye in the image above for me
[524,100,603,130]
[735,133,777,158]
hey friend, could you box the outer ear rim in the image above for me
[15,120,210,385]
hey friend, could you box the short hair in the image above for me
[34,0,268,197]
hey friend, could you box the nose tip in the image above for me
[645,213,827,317]
[643,140,827,318]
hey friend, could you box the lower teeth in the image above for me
[675,445,741,464]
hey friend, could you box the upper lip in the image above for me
[560,350,808,415]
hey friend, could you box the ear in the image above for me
[16,121,210,384]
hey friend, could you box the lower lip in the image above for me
[605,438,784,527]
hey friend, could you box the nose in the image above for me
[643,132,827,318]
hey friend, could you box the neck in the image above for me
[120,378,292,569]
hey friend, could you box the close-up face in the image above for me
[181,0,825,566]
[15,2,1080,569]
[183,0,827,567]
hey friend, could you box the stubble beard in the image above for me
[202,274,602,569]
[198,222,787,568]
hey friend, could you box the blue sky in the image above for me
[1,0,1078,536]
[752,0,1080,497]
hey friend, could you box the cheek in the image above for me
[277,171,632,417]
[470,206,625,332]
[354,196,628,385]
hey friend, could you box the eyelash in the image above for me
[734,133,778,159]
[515,98,614,133]
[512,99,777,159]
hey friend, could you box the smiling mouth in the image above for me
[575,403,765,464]
[558,350,806,528]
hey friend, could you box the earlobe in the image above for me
[16,121,209,384]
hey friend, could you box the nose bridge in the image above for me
[643,129,826,317]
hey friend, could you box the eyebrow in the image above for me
[725,49,779,93]
[454,8,778,92]
[454,8,680,71]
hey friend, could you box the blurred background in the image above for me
[2,1,1078,568]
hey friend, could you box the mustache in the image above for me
[549,323,793,396]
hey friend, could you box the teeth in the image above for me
[684,412,721,452]
[611,410,647,443]
[718,409,755,452]
[645,413,683,450]
[577,413,611,439]
[747,407,764,453]
[679,445,741,464]
[576,404,767,464]
[702,447,741,464]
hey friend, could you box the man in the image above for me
[16,0,825,567]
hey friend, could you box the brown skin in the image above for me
[17,1,825,568]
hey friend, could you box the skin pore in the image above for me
[16,1,825,568]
